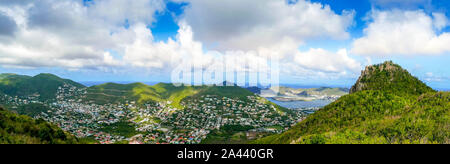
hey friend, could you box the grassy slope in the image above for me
[201,125,254,144]
[256,91,449,144]
[85,83,198,108]
[255,61,449,144]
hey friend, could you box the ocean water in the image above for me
[267,98,332,109]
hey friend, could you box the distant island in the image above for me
[257,86,349,102]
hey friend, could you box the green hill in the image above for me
[84,82,197,108]
[84,82,292,114]
[0,73,85,101]
[350,61,434,95]
[85,83,254,106]
[0,106,81,144]
[255,61,449,144]
[192,85,255,100]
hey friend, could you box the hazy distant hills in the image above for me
[256,86,349,102]
[0,73,85,101]
[255,61,449,144]
[0,71,346,105]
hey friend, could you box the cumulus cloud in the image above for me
[162,22,361,80]
[351,10,450,56]
[294,48,361,73]
[88,0,165,25]
[0,0,33,6]
[177,0,355,51]
[0,0,165,70]
[0,0,361,81]
[432,13,448,30]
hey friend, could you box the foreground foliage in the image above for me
[0,107,85,144]
[255,91,449,144]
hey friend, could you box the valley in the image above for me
[0,75,308,144]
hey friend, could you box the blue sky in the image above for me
[150,0,450,44]
[150,1,186,42]
[0,0,449,90]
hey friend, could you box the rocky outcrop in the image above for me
[350,61,402,94]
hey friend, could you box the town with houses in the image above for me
[1,83,313,144]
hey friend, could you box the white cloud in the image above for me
[294,48,361,73]
[162,22,361,78]
[177,0,354,51]
[0,0,165,70]
[0,0,361,81]
[351,10,450,56]
[88,0,165,25]
[424,72,444,82]
[432,13,448,31]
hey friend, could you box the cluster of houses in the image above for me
[127,95,304,144]
[37,84,130,144]
[0,92,41,108]
[38,100,129,143]
[1,83,307,144]
[56,84,87,101]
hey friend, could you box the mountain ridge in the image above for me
[0,73,85,101]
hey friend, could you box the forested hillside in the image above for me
[0,107,83,144]
[0,73,85,101]
[255,61,449,144]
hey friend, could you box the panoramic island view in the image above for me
[0,0,449,145]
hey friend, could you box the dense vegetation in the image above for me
[85,82,197,108]
[201,125,255,144]
[9,103,52,117]
[350,61,434,95]
[0,107,82,144]
[0,73,85,101]
[99,121,140,138]
[256,61,449,144]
